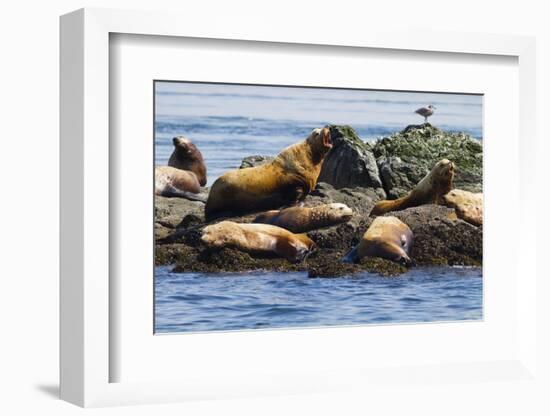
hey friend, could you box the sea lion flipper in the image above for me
[160,185,207,203]
[342,246,359,263]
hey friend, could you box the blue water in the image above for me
[155,266,482,333]
[154,82,483,333]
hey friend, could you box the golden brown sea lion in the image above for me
[155,166,205,201]
[201,221,316,263]
[168,136,207,186]
[443,189,483,226]
[343,216,413,266]
[371,159,455,216]
[253,203,353,233]
[204,127,333,220]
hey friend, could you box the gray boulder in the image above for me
[318,125,385,197]
[377,156,429,199]
[155,195,206,240]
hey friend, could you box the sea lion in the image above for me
[443,189,483,226]
[155,166,206,202]
[371,159,455,215]
[201,221,316,263]
[253,203,353,233]
[168,136,207,186]
[204,127,333,220]
[343,216,413,266]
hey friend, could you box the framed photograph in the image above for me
[153,80,484,334]
[60,8,538,407]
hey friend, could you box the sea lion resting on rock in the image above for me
[168,136,207,186]
[343,216,413,266]
[155,137,208,201]
[371,159,455,215]
[443,189,483,226]
[204,127,333,220]
[253,203,353,233]
[155,166,206,202]
[201,221,316,263]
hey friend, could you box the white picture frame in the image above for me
[60,8,538,408]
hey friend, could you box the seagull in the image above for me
[415,105,436,122]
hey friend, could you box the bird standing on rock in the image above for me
[415,105,436,122]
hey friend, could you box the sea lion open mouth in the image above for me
[322,127,333,148]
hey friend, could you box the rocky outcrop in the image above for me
[377,156,427,199]
[156,184,482,275]
[155,196,206,240]
[387,205,482,266]
[373,123,483,197]
[155,123,483,277]
[317,125,385,198]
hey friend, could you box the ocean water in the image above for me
[155,82,483,185]
[155,266,483,333]
[154,82,483,333]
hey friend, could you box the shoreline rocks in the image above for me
[155,124,483,276]
[373,123,483,196]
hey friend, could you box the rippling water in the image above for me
[154,82,483,333]
[155,266,482,333]
[155,82,483,185]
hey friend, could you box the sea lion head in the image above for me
[433,158,455,181]
[200,222,231,247]
[287,234,317,263]
[306,127,333,159]
[320,203,353,223]
[431,159,455,193]
[170,136,207,186]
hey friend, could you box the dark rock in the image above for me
[373,123,483,196]
[318,125,385,197]
[155,195,206,241]
[155,243,197,266]
[172,247,307,274]
[239,155,274,169]
[308,255,408,278]
[309,182,380,217]
[386,205,482,266]
[377,156,428,199]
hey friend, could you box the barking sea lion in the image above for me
[204,127,333,220]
